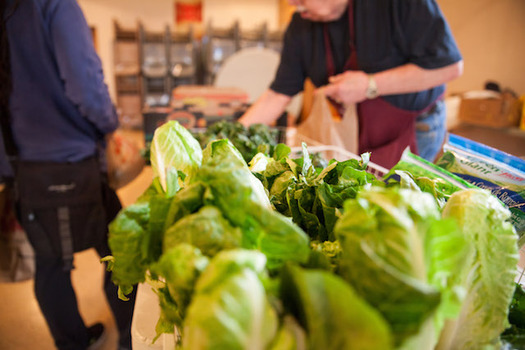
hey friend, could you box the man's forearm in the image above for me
[238,89,292,126]
[374,61,464,96]
[323,61,463,105]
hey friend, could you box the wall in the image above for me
[438,0,525,95]
[77,0,279,100]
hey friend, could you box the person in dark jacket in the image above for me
[0,0,136,349]
[239,0,463,167]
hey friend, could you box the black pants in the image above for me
[20,179,137,350]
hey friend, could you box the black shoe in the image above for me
[87,323,107,350]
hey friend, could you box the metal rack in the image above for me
[113,20,283,129]
[113,21,142,129]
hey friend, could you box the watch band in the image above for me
[366,74,379,99]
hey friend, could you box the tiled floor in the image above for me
[0,130,151,350]
[0,249,119,350]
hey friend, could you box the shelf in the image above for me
[112,20,283,127]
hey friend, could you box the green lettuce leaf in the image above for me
[194,140,310,269]
[199,139,271,210]
[150,121,202,193]
[268,316,307,350]
[437,189,519,350]
[150,244,209,333]
[335,187,468,347]
[107,201,151,299]
[181,249,278,350]
[280,264,393,350]
[163,206,242,257]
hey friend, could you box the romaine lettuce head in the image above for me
[163,182,206,230]
[181,249,278,350]
[192,154,310,270]
[335,187,468,347]
[107,201,151,299]
[150,121,202,192]
[251,204,311,270]
[163,206,242,257]
[280,264,393,350]
[150,244,209,333]
[202,138,245,167]
[437,189,519,350]
[197,139,271,210]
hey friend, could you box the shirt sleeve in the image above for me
[48,0,118,135]
[394,0,462,69]
[269,13,307,97]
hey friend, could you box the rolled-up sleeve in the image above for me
[270,13,308,97]
[48,0,118,135]
[394,0,462,69]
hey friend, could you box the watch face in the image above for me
[366,75,378,99]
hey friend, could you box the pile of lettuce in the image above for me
[104,121,521,350]
[249,146,382,242]
[192,121,281,164]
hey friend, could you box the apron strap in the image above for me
[323,0,358,78]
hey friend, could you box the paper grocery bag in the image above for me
[296,91,358,154]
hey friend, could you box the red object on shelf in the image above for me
[175,1,202,24]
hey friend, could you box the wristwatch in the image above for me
[365,74,379,99]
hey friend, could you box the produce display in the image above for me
[103,121,523,350]
[436,134,525,247]
[192,120,281,164]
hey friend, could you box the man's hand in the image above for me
[238,89,291,127]
[322,70,369,106]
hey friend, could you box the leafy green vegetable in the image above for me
[193,121,280,163]
[145,194,172,263]
[267,316,307,350]
[335,187,468,348]
[194,140,310,269]
[150,244,209,333]
[508,283,525,329]
[501,283,525,349]
[107,200,151,299]
[181,249,278,350]
[150,120,202,192]
[436,142,525,248]
[163,206,242,257]
[307,240,341,272]
[437,189,519,350]
[280,264,393,350]
[110,119,525,349]
[253,146,381,241]
[199,139,271,210]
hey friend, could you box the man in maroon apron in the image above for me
[239,0,463,169]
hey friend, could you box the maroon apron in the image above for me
[323,1,439,168]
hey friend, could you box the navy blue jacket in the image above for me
[1,0,118,178]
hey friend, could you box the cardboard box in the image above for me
[519,95,525,131]
[458,91,521,128]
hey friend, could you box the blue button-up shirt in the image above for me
[1,0,118,179]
